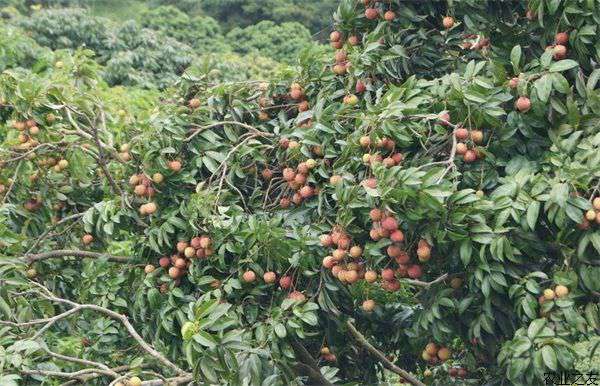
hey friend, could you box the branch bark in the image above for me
[185,120,274,142]
[289,337,333,386]
[345,320,424,386]
[7,282,188,377]
[23,250,131,265]
[140,374,194,385]
[399,273,449,288]
[25,213,84,254]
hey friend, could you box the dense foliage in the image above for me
[0,0,599,386]
[15,8,194,88]
[4,3,324,88]
[226,21,314,64]
[197,0,336,34]
[139,6,230,54]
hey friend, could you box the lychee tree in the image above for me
[1,1,600,385]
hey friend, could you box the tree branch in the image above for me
[140,374,194,385]
[23,250,131,265]
[399,273,449,288]
[60,364,154,385]
[185,120,274,142]
[1,160,22,204]
[40,344,117,376]
[289,337,333,386]
[25,213,85,254]
[85,108,127,206]
[21,368,117,380]
[10,282,188,376]
[435,133,457,184]
[345,320,425,386]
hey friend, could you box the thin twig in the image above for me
[10,282,188,376]
[40,345,116,375]
[1,160,22,204]
[2,143,60,162]
[399,273,449,288]
[346,320,425,386]
[26,213,84,254]
[185,120,274,142]
[21,368,117,379]
[435,133,457,184]
[85,109,126,206]
[60,364,153,385]
[23,250,131,265]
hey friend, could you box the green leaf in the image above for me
[274,323,287,338]
[534,75,552,103]
[510,45,521,73]
[460,240,472,266]
[541,345,558,371]
[526,201,540,230]
[528,318,546,339]
[549,60,579,72]
[512,336,532,357]
[193,331,218,348]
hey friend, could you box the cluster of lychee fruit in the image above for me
[448,366,468,379]
[12,119,43,152]
[359,135,404,170]
[320,227,366,282]
[460,33,491,51]
[329,30,360,50]
[453,127,484,163]
[148,235,214,284]
[578,197,600,230]
[117,143,132,162]
[23,197,43,211]
[421,342,452,364]
[128,173,159,216]
[332,48,350,76]
[371,210,433,268]
[320,346,336,362]
[547,31,569,60]
[240,269,306,301]
[277,160,318,207]
[289,83,310,113]
[40,157,69,173]
[369,210,428,279]
[363,2,396,21]
[538,284,569,304]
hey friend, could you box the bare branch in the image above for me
[289,337,333,386]
[1,160,22,205]
[185,120,274,142]
[435,133,457,184]
[60,364,154,385]
[21,368,117,379]
[9,282,188,376]
[23,250,131,265]
[0,307,81,331]
[399,273,449,288]
[40,344,116,375]
[345,320,425,386]
[2,142,62,163]
[26,213,85,254]
[140,374,194,385]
